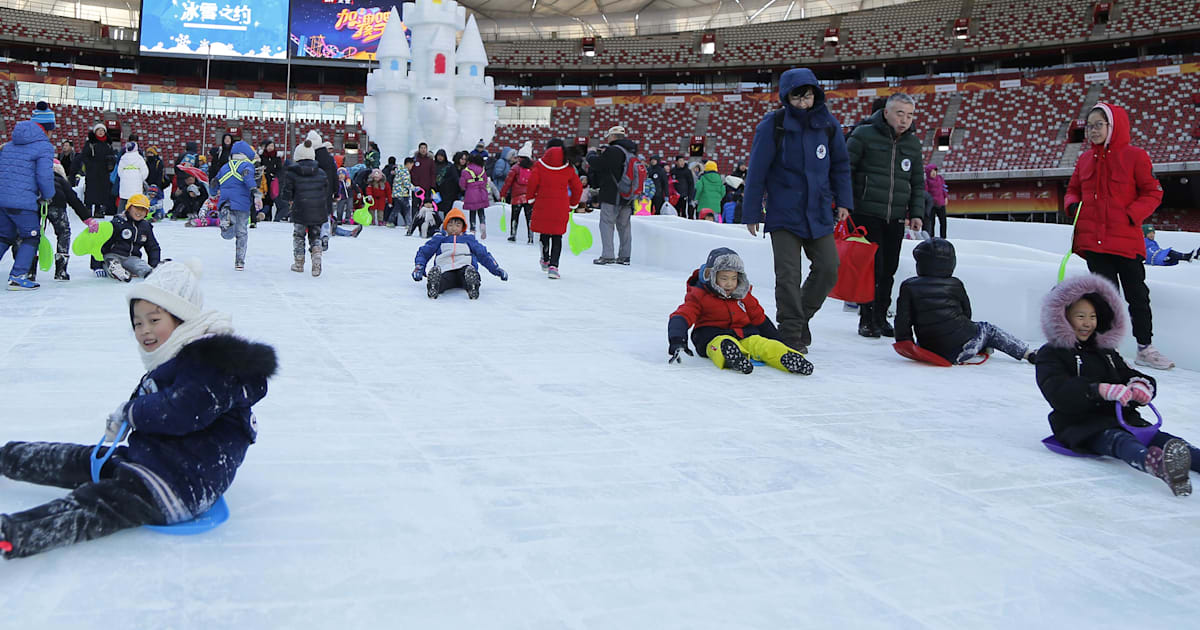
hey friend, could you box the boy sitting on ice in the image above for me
[667,247,813,375]
[894,238,1035,364]
[101,193,162,282]
[412,208,507,300]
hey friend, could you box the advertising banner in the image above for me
[289,0,409,61]
[139,0,289,59]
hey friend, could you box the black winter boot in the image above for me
[858,304,880,338]
[1146,439,1192,496]
[426,267,442,299]
[464,266,482,300]
[719,339,754,374]
[54,256,69,281]
[876,305,895,338]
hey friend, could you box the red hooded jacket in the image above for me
[1064,102,1163,260]
[527,147,583,236]
[670,268,768,337]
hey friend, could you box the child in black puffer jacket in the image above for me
[894,238,1034,364]
[0,260,277,557]
[1035,274,1197,496]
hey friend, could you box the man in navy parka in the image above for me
[742,68,853,354]
[0,102,57,289]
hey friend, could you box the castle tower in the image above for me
[363,6,413,160]
[403,0,466,151]
[453,14,496,150]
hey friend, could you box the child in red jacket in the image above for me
[1064,102,1169,370]
[668,247,813,375]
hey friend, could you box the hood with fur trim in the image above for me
[1040,274,1127,350]
[175,333,278,381]
[695,247,750,299]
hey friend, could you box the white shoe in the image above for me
[106,259,131,282]
[1135,345,1175,370]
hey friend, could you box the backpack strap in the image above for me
[773,108,838,161]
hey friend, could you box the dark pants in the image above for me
[1084,429,1200,473]
[540,233,563,268]
[928,205,947,238]
[769,230,839,347]
[852,213,906,320]
[468,208,486,232]
[433,266,479,295]
[391,197,411,226]
[510,203,532,239]
[0,441,165,558]
[957,321,1028,363]
[681,197,695,220]
[651,196,664,215]
[1086,252,1153,346]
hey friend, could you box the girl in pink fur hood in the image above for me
[1035,274,1197,496]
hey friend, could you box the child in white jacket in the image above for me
[117,141,149,211]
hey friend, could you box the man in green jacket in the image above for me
[846,92,925,338]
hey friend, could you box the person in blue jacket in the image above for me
[212,140,261,271]
[412,208,507,300]
[742,68,853,354]
[1143,225,1197,266]
[0,102,57,290]
[0,260,276,558]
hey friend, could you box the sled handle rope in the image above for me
[1057,202,1083,283]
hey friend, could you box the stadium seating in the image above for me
[941,82,1084,171]
[589,103,698,157]
[1098,73,1200,165]
[968,0,1093,48]
[1109,0,1200,34]
[713,20,828,65]
[0,6,103,46]
[838,0,959,57]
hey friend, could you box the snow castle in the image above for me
[362,1,497,161]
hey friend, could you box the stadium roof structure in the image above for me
[466,0,919,40]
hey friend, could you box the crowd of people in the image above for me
[0,63,1198,560]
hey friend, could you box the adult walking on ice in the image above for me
[587,126,639,265]
[743,68,853,354]
[1064,102,1171,369]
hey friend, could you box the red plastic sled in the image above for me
[892,341,952,367]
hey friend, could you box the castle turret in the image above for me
[363,6,412,160]
[454,14,496,150]
[403,0,466,151]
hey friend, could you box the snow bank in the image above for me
[489,209,1200,370]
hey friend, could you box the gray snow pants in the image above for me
[770,230,839,347]
[103,253,154,279]
[599,201,632,260]
[0,441,165,559]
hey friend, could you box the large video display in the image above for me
[288,0,408,62]
[140,0,289,59]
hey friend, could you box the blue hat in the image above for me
[31,101,55,131]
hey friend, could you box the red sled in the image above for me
[829,218,877,303]
[892,341,952,367]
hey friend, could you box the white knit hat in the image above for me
[294,140,317,162]
[306,130,323,146]
[127,259,204,322]
[517,141,533,159]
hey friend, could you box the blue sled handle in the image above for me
[89,420,128,483]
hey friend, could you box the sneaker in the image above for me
[616,257,630,265]
[234,262,245,271]
[779,352,814,375]
[718,339,754,374]
[548,266,560,279]
[593,257,615,265]
[107,259,131,282]
[6,274,39,290]
[426,267,442,299]
[1146,439,1192,496]
[249,222,257,229]
[464,267,481,299]
[94,268,108,279]
[508,235,517,242]
[1135,344,1175,370]
[539,258,549,272]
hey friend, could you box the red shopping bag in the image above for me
[829,218,877,303]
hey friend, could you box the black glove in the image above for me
[668,339,693,364]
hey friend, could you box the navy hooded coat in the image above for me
[741,68,853,239]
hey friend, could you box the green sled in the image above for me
[71,221,114,262]
[568,213,593,256]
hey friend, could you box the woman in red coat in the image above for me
[527,145,582,279]
[1064,102,1169,369]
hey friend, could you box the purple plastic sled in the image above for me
[1042,402,1162,456]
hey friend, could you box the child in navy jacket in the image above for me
[412,208,507,299]
[667,247,813,375]
[0,260,277,558]
[100,193,162,282]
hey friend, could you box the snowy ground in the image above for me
[2,211,1199,628]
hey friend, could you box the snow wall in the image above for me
[483,208,1200,371]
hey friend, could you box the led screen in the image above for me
[140,0,289,59]
[288,0,409,62]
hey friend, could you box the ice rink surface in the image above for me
[2,212,1198,628]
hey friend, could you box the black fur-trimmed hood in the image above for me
[178,334,278,380]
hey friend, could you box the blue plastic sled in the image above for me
[90,421,229,535]
[1042,402,1162,457]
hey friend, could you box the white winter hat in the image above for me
[517,141,533,159]
[294,139,317,162]
[127,258,204,322]
[306,130,323,146]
